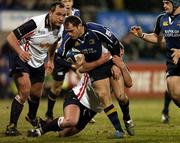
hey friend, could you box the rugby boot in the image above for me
[5,124,21,136]
[161,113,170,124]
[124,119,135,136]
[114,130,125,138]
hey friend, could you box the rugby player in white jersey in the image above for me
[45,0,81,122]
[5,2,66,136]
[27,72,103,137]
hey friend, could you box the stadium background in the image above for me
[0,0,167,99]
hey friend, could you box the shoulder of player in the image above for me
[154,12,166,25]
[30,13,47,26]
[62,34,73,44]
[86,22,106,33]
[72,8,80,12]
[72,8,80,17]
[156,12,167,20]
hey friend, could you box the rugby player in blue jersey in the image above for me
[58,16,135,137]
[130,0,180,122]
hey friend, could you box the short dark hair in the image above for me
[49,1,65,12]
[64,16,82,27]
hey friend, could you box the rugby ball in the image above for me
[66,48,83,64]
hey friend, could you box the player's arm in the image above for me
[130,14,164,44]
[112,55,132,88]
[48,37,61,62]
[7,19,36,62]
[46,37,61,74]
[78,52,111,73]
[130,26,160,43]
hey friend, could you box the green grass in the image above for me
[0,98,180,143]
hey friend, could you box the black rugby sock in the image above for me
[43,118,62,133]
[172,99,180,108]
[46,90,58,117]
[27,96,40,119]
[10,97,24,126]
[162,91,171,114]
[104,104,123,132]
[118,100,131,121]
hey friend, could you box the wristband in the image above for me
[140,33,145,39]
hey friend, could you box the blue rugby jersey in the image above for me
[58,22,122,62]
[72,8,80,17]
[154,13,180,67]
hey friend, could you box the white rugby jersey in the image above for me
[17,14,64,68]
[72,73,103,113]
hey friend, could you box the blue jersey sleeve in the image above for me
[56,35,73,68]
[73,8,80,17]
[87,22,122,56]
[154,13,165,35]
[57,34,75,58]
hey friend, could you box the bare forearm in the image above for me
[79,60,100,73]
[119,65,132,88]
[48,38,60,61]
[141,33,159,43]
[7,32,22,55]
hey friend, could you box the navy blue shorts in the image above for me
[9,51,45,84]
[166,63,180,77]
[88,60,113,82]
[63,90,97,130]
[52,53,70,81]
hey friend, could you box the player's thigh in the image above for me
[92,78,112,106]
[167,76,180,98]
[14,72,31,92]
[51,80,64,94]
[63,104,80,125]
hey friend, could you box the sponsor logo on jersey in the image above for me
[105,29,112,37]
[163,21,169,26]
[89,39,95,45]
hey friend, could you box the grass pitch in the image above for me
[0,98,180,143]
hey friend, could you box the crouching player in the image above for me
[27,54,108,137]
[28,72,102,137]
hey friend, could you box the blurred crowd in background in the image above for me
[0,0,166,98]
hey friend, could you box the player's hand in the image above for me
[71,54,84,70]
[111,65,121,80]
[130,26,143,38]
[46,60,54,75]
[171,48,180,65]
[18,51,31,62]
[112,55,126,69]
